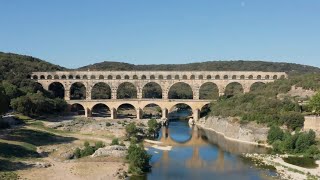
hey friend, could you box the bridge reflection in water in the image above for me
[143,120,274,180]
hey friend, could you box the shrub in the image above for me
[105,122,112,126]
[127,143,151,175]
[111,138,119,145]
[95,141,105,149]
[267,126,284,144]
[125,123,138,139]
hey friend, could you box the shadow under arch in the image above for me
[199,82,219,100]
[142,82,162,99]
[91,82,111,99]
[70,103,85,115]
[117,82,137,99]
[48,82,65,99]
[142,103,162,119]
[168,82,193,99]
[70,82,86,100]
[224,82,244,97]
[91,103,111,118]
[117,103,136,119]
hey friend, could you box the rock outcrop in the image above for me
[91,145,127,158]
[197,116,269,144]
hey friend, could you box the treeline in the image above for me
[79,60,320,75]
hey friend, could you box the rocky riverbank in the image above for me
[197,116,270,146]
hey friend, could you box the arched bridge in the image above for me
[31,71,287,120]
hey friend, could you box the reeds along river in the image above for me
[133,118,278,180]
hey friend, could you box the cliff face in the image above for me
[197,116,269,144]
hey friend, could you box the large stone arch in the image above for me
[224,82,244,97]
[48,82,65,99]
[142,82,162,99]
[142,103,162,119]
[168,82,193,99]
[70,82,86,100]
[168,103,193,120]
[117,103,137,119]
[117,82,137,99]
[70,103,85,115]
[199,82,219,100]
[200,103,211,118]
[91,82,111,99]
[91,103,111,117]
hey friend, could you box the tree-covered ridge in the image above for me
[0,52,66,85]
[79,60,320,75]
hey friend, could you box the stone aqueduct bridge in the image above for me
[31,71,287,120]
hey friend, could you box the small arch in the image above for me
[167,75,172,79]
[54,75,59,79]
[75,75,81,79]
[175,75,179,80]
[183,75,188,79]
[257,75,262,80]
[240,75,245,79]
[47,75,52,79]
[91,75,96,79]
[116,75,121,79]
[133,75,138,79]
[117,82,137,99]
[117,103,137,119]
[265,75,270,79]
[141,75,147,79]
[49,82,65,98]
[91,82,111,99]
[273,75,278,79]
[223,75,228,79]
[32,75,38,80]
[40,75,45,79]
[68,75,74,79]
[142,104,162,119]
[215,75,220,79]
[200,82,219,100]
[107,75,112,79]
[61,75,66,79]
[225,82,244,97]
[168,82,193,99]
[250,82,266,92]
[83,75,88,79]
[248,75,253,79]
[232,75,237,79]
[199,75,203,80]
[150,75,155,79]
[99,75,104,79]
[142,82,162,99]
[70,103,85,116]
[124,75,130,79]
[190,75,195,79]
[70,82,86,100]
[280,75,285,79]
[92,103,111,118]
[206,75,212,79]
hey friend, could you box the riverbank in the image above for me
[196,116,270,147]
[244,153,320,180]
[0,115,153,179]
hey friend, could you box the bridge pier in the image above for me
[193,108,200,121]
[111,108,117,119]
[85,108,91,117]
[162,108,168,119]
[136,108,142,119]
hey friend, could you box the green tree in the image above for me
[125,123,138,139]
[0,85,9,115]
[127,143,151,175]
[267,126,284,144]
[309,91,320,115]
[280,112,304,130]
[147,119,159,138]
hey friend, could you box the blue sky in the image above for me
[1,0,320,68]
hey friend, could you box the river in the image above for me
[134,119,278,180]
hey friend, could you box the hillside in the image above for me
[0,52,66,85]
[78,60,320,75]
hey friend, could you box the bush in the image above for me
[73,141,104,158]
[267,126,284,144]
[105,122,112,126]
[95,141,105,149]
[127,143,151,175]
[125,123,138,139]
[111,138,119,145]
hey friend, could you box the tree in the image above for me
[267,126,284,144]
[125,123,138,139]
[309,91,320,115]
[147,119,159,138]
[280,112,304,130]
[0,85,9,115]
[127,143,151,175]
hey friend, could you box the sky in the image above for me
[0,0,320,68]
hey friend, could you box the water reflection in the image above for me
[140,120,276,180]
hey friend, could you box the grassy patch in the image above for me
[0,171,19,180]
[283,157,319,168]
[0,142,39,159]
